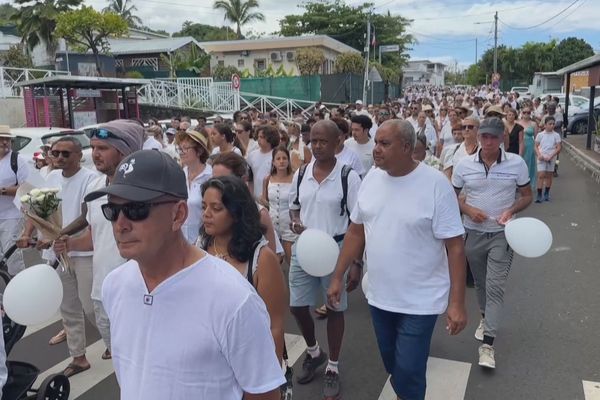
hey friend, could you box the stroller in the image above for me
[0,244,70,400]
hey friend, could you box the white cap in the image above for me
[355,100,363,105]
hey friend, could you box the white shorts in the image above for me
[537,158,556,172]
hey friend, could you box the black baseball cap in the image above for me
[84,150,187,202]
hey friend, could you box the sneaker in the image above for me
[323,370,341,399]
[296,350,327,384]
[478,344,496,369]
[280,366,293,400]
[474,319,484,341]
[535,194,543,203]
[544,193,550,202]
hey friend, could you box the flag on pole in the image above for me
[371,26,377,47]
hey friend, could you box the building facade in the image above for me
[402,60,446,86]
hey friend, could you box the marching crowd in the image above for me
[0,83,563,399]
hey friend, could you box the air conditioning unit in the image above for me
[241,50,250,57]
[286,51,295,61]
[271,52,282,62]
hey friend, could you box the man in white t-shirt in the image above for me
[0,125,29,275]
[354,99,370,116]
[331,117,365,177]
[54,120,143,361]
[20,136,98,377]
[288,120,362,399]
[328,119,467,400]
[247,125,280,199]
[86,149,285,400]
[347,115,375,174]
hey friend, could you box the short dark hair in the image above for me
[52,136,82,152]
[544,115,556,124]
[331,117,349,136]
[212,152,249,179]
[214,123,235,144]
[257,125,280,149]
[350,115,373,130]
[238,120,252,132]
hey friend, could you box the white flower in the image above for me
[30,188,41,196]
[49,188,60,193]
[33,194,45,204]
[40,188,51,193]
[20,194,31,203]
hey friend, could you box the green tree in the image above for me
[55,7,128,76]
[0,44,33,68]
[334,52,364,75]
[12,0,83,63]
[213,0,265,39]
[553,37,594,70]
[464,64,486,86]
[295,47,324,75]
[0,4,18,26]
[103,0,142,27]
[212,64,240,81]
[173,21,236,41]
[161,46,211,78]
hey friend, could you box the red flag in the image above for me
[371,29,377,47]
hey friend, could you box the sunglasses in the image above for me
[522,111,531,114]
[50,150,72,158]
[90,128,127,144]
[101,200,178,222]
[462,125,475,130]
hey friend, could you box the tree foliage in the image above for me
[370,61,400,84]
[295,47,324,76]
[0,4,18,26]
[103,0,142,28]
[55,7,128,76]
[464,64,486,86]
[212,64,240,81]
[0,45,33,69]
[334,52,363,75]
[553,37,594,70]
[173,21,236,41]
[161,46,211,78]
[213,0,265,38]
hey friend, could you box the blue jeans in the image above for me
[369,306,438,400]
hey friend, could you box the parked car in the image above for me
[11,127,95,175]
[511,86,531,98]
[543,93,589,116]
[566,103,600,135]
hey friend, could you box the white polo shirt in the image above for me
[0,151,29,220]
[289,159,361,237]
[335,145,366,177]
[452,149,530,233]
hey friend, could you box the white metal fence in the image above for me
[0,67,70,98]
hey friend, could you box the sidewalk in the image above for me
[562,134,600,182]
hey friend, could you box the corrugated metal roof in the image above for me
[555,53,600,76]
[199,35,359,54]
[14,75,149,89]
[107,36,201,55]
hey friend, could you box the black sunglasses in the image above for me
[50,150,72,158]
[101,200,178,222]
[462,125,475,130]
[90,128,127,144]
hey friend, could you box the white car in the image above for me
[11,127,95,176]
[543,93,589,116]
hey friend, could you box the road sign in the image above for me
[379,44,400,53]
[231,74,241,90]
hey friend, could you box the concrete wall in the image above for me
[0,98,26,127]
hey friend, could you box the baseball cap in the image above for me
[0,125,12,138]
[165,128,177,136]
[355,100,363,105]
[84,150,187,202]
[479,117,505,137]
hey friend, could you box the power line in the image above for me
[407,30,476,43]
[498,0,580,30]
[407,4,530,21]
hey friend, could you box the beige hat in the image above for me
[485,105,505,116]
[422,104,434,112]
[0,125,12,138]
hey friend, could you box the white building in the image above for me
[402,60,446,86]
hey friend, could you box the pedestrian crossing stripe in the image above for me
[583,380,600,400]
[377,357,471,400]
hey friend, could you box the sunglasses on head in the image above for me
[50,150,72,158]
[90,128,127,143]
[101,200,178,222]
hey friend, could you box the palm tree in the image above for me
[213,0,265,39]
[103,0,142,28]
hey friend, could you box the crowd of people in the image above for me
[0,82,558,399]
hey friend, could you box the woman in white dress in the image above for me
[176,129,212,244]
[262,146,296,265]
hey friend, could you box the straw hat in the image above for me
[0,125,12,138]
[184,129,210,153]
[485,105,505,116]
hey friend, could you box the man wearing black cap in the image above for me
[452,117,532,370]
[54,119,143,360]
[87,150,284,400]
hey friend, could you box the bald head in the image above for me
[380,119,416,150]
[312,119,341,140]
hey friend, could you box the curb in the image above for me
[563,140,600,183]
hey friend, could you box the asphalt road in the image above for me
[7,152,600,400]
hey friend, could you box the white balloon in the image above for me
[296,229,339,277]
[361,271,368,295]
[505,217,553,258]
[3,264,63,326]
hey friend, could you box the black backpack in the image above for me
[10,152,18,185]
[293,163,353,218]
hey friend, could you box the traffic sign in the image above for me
[231,74,241,90]
[379,45,400,53]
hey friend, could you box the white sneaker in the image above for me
[474,319,484,341]
[478,344,495,369]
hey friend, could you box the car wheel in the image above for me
[572,120,588,135]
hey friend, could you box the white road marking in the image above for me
[583,380,600,400]
[378,357,471,400]
[284,333,307,366]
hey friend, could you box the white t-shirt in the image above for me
[211,147,243,156]
[351,164,465,314]
[102,255,285,400]
[182,165,212,244]
[344,138,375,174]
[86,175,127,300]
[43,167,98,260]
[289,160,361,237]
[336,145,366,177]
[440,121,454,147]
[143,137,163,150]
[449,142,479,169]
[247,149,273,199]
[535,131,561,157]
[440,143,461,171]
[0,151,29,220]
[244,139,259,157]
[406,116,419,131]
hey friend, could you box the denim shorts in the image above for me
[369,306,438,400]
[288,241,348,312]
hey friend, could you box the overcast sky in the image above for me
[77,0,600,69]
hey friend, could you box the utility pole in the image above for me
[475,37,478,65]
[493,11,498,74]
[362,15,371,104]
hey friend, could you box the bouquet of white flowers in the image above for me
[19,187,70,269]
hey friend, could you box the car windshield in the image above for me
[11,136,31,152]
[42,132,91,149]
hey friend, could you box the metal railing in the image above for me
[0,67,70,98]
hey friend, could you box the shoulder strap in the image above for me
[340,164,352,217]
[292,164,308,207]
[10,151,18,185]
[246,240,263,287]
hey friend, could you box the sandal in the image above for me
[102,349,112,360]
[62,363,90,378]
[49,329,66,345]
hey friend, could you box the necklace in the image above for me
[212,238,230,261]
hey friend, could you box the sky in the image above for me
[78,0,600,70]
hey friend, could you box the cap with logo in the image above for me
[478,117,505,137]
[0,125,12,138]
[84,149,187,202]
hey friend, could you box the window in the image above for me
[218,60,225,66]
[115,59,124,69]
[237,59,245,67]
[255,59,266,71]
[11,136,31,152]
